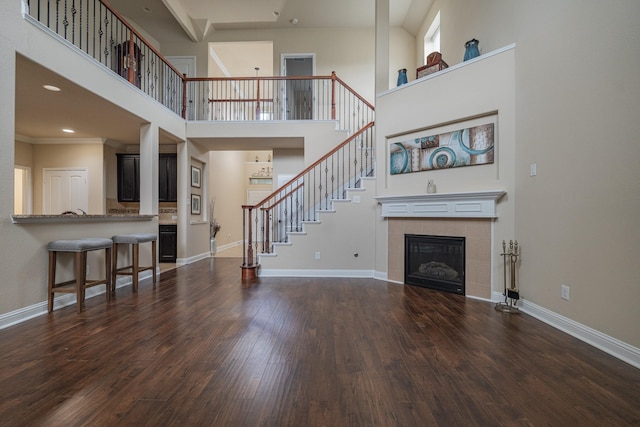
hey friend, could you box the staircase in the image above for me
[258,176,377,277]
[242,122,376,279]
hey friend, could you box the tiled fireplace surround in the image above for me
[377,191,505,300]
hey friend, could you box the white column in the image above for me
[139,123,159,215]
[176,140,189,260]
[375,0,390,94]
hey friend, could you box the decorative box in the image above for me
[416,52,448,79]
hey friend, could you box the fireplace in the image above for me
[404,234,465,295]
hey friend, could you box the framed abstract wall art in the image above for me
[191,166,201,188]
[389,117,496,175]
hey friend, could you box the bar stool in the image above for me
[112,233,157,292]
[47,238,113,313]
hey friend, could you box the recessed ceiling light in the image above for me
[43,84,61,91]
[272,11,280,17]
[62,128,75,133]
[290,18,299,25]
[143,7,152,13]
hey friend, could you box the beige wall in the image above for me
[376,47,516,304]
[389,27,417,87]
[208,150,247,249]
[378,0,640,349]
[272,148,304,183]
[162,25,415,102]
[14,140,33,167]
[511,0,640,347]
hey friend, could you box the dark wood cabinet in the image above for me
[117,154,140,202]
[117,153,176,202]
[159,224,177,263]
[159,154,177,202]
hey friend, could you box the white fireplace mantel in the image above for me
[375,190,506,218]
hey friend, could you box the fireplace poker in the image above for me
[496,239,520,314]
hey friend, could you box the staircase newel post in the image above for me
[331,71,336,121]
[241,205,259,281]
[246,207,254,265]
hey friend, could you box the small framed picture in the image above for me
[191,194,201,215]
[191,166,201,188]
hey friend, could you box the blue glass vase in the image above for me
[397,68,408,86]
[464,39,480,61]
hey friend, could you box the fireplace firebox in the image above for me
[404,234,465,295]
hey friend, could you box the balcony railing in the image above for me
[186,74,374,132]
[25,0,186,116]
[24,0,374,132]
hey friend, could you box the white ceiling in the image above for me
[15,55,150,145]
[106,0,432,43]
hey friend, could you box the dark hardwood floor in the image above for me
[0,257,638,426]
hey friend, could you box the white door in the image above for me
[43,168,88,214]
[166,56,197,120]
[281,55,315,120]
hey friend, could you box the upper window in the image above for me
[423,11,441,61]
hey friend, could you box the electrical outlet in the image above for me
[530,163,537,176]
[315,251,321,260]
[561,284,570,300]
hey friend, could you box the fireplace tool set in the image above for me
[495,240,520,313]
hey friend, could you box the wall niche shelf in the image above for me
[249,178,273,185]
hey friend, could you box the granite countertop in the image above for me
[11,214,156,224]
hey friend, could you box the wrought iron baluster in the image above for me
[62,0,68,39]
[71,0,78,44]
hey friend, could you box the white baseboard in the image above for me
[373,270,388,281]
[177,251,209,265]
[259,269,375,278]
[216,240,242,253]
[0,271,153,330]
[491,292,640,369]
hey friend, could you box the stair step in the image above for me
[273,242,293,247]
[258,252,278,258]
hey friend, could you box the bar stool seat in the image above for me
[112,233,157,293]
[47,238,113,313]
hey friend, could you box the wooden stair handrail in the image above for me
[244,121,374,211]
[260,183,306,212]
[187,75,333,82]
[332,73,375,111]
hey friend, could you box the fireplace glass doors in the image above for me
[404,234,465,295]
